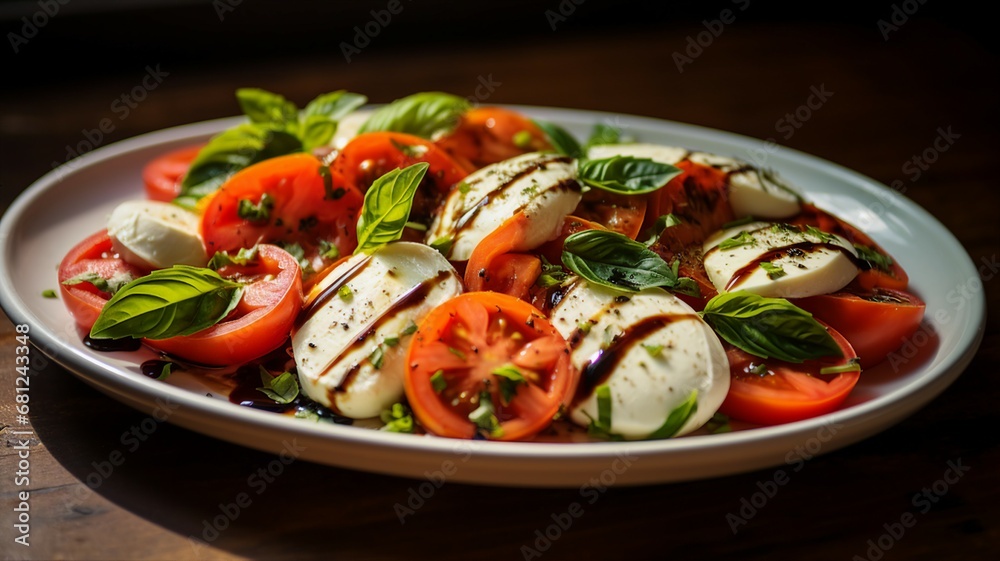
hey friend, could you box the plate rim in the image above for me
[0,106,986,484]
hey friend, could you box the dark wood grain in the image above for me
[1,6,998,560]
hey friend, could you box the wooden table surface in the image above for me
[1,5,998,560]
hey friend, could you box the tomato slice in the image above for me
[790,203,909,290]
[58,230,149,330]
[465,211,542,300]
[646,159,734,240]
[143,144,203,202]
[332,131,470,226]
[405,292,577,441]
[146,245,303,366]
[572,189,647,240]
[435,107,551,169]
[200,153,362,262]
[719,324,860,425]
[794,287,925,368]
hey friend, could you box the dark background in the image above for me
[1,1,998,560]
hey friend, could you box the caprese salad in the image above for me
[56,89,926,441]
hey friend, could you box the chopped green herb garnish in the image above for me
[318,239,340,260]
[705,412,732,434]
[805,225,837,244]
[429,235,453,256]
[369,345,385,369]
[390,138,428,158]
[401,321,418,336]
[468,391,503,438]
[512,130,534,149]
[749,362,768,376]
[208,246,260,270]
[536,255,568,288]
[819,358,862,375]
[759,261,786,280]
[380,402,415,433]
[42,289,57,299]
[642,343,664,357]
[584,384,619,439]
[448,347,467,361]
[457,181,471,195]
[854,244,894,273]
[338,285,353,301]
[157,362,173,380]
[430,369,447,393]
[718,231,757,250]
[492,364,526,404]
[256,367,299,404]
[383,336,400,347]
[577,321,593,334]
[237,193,274,221]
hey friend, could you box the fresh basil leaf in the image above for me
[647,390,698,439]
[584,122,626,149]
[237,192,274,221]
[63,270,135,296]
[360,92,470,139]
[256,368,299,404]
[642,214,682,246]
[578,155,682,195]
[354,162,430,254]
[699,291,843,363]
[533,119,583,159]
[303,90,367,121]
[89,265,243,340]
[177,124,303,207]
[381,402,416,433]
[562,230,691,293]
[299,91,368,150]
[236,88,299,129]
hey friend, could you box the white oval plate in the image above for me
[0,108,985,487]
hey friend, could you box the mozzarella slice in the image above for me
[587,144,802,219]
[107,200,207,269]
[425,152,581,261]
[703,222,859,298]
[550,281,729,439]
[292,242,462,419]
[331,109,374,150]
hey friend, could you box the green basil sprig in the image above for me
[699,291,843,363]
[533,119,584,159]
[354,162,430,254]
[577,155,682,195]
[561,230,699,296]
[256,367,300,404]
[360,92,470,139]
[177,88,366,208]
[584,122,630,149]
[89,265,243,340]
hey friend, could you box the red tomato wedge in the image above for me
[146,245,303,366]
[405,292,577,441]
[572,189,647,240]
[795,287,925,368]
[200,153,362,259]
[720,324,860,425]
[58,230,149,330]
[465,211,542,300]
[646,159,734,240]
[435,107,551,169]
[142,144,203,202]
